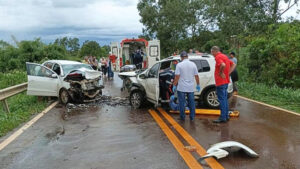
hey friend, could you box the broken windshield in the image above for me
[62,64,93,75]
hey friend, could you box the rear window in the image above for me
[190,60,210,72]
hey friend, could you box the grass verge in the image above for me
[238,81,300,114]
[0,71,27,89]
[0,92,48,137]
[0,71,49,138]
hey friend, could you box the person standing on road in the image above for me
[100,57,107,77]
[173,51,201,121]
[211,46,236,123]
[229,52,239,95]
[107,57,114,79]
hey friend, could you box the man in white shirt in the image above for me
[173,51,200,121]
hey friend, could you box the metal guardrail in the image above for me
[0,83,28,113]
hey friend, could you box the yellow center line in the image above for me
[148,109,203,169]
[157,107,225,169]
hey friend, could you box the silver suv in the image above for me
[119,53,233,109]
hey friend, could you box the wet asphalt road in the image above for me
[0,73,299,169]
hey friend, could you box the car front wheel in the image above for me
[204,88,220,109]
[59,89,70,105]
[129,90,144,109]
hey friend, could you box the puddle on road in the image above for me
[45,126,65,141]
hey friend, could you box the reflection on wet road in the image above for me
[0,73,299,169]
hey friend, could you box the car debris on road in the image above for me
[198,141,259,161]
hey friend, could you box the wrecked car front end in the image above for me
[64,69,104,102]
[118,69,146,91]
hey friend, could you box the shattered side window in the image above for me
[148,63,159,78]
[26,64,53,77]
[160,61,171,70]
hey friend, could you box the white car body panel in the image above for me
[129,76,138,84]
[27,75,59,96]
[199,141,259,161]
[119,71,137,78]
[26,63,59,96]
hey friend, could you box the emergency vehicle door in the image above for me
[147,40,160,68]
[110,42,120,71]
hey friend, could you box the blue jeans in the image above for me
[177,91,195,120]
[216,84,229,120]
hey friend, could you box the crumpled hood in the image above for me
[118,71,137,77]
[65,68,101,80]
[79,68,101,79]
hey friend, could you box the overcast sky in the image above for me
[0,0,299,46]
[0,0,143,45]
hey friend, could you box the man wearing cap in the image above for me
[211,46,236,123]
[173,51,201,121]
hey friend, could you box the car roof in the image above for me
[45,60,83,65]
[161,53,214,62]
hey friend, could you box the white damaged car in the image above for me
[26,60,104,104]
[119,53,233,109]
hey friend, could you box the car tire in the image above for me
[59,89,70,105]
[129,90,144,109]
[203,88,220,109]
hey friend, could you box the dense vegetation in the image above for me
[138,0,300,112]
[0,38,110,72]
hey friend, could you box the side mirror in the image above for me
[156,57,159,61]
[51,74,58,78]
[139,74,146,79]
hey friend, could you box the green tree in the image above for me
[99,45,110,58]
[246,21,300,88]
[80,40,102,58]
[54,37,80,56]
[138,0,193,56]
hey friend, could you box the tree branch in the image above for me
[279,1,297,17]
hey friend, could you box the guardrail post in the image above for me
[2,99,10,113]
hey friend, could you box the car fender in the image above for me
[198,141,259,161]
[200,85,216,98]
[130,83,146,94]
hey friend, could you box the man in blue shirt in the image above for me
[173,51,200,121]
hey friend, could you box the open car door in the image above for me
[147,40,160,68]
[26,62,59,96]
[145,63,160,106]
[110,42,120,71]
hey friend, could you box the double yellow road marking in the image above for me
[149,108,224,169]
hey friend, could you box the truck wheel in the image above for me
[59,89,70,105]
[130,90,144,109]
[203,88,219,109]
